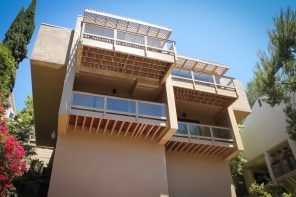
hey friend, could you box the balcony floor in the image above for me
[68,113,167,142]
[77,44,172,81]
[165,136,235,159]
[174,86,237,107]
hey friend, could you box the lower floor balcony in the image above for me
[68,91,168,142]
[165,122,236,158]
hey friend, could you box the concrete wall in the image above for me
[241,100,288,161]
[166,152,236,197]
[231,80,251,123]
[30,24,73,146]
[48,132,169,197]
[31,24,73,66]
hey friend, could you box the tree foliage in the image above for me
[3,0,36,65]
[6,95,35,157]
[249,182,291,197]
[0,103,26,196]
[0,44,16,106]
[246,7,296,139]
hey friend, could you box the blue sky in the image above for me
[0,0,295,110]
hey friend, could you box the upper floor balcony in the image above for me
[171,56,238,108]
[67,91,169,142]
[165,121,235,159]
[76,9,177,82]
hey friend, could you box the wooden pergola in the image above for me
[83,9,172,40]
[176,55,229,76]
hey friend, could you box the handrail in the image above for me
[171,69,237,91]
[71,91,167,121]
[81,23,176,56]
[174,121,234,143]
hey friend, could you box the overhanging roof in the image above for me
[83,9,172,40]
[176,55,229,76]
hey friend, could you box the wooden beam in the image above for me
[117,121,124,136]
[131,123,140,137]
[103,119,109,134]
[82,116,86,132]
[74,115,78,131]
[124,122,132,136]
[110,120,117,135]
[137,124,147,138]
[144,125,154,139]
[96,118,102,134]
[151,126,162,140]
[89,117,94,133]
[167,141,177,152]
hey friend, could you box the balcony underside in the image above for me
[165,137,235,159]
[68,111,168,142]
[174,86,237,107]
[77,43,173,81]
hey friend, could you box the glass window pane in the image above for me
[215,76,234,88]
[172,69,191,79]
[212,128,232,139]
[84,24,114,38]
[107,98,135,113]
[189,124,211,137]
[72,93,95,108]
[94,96,104,110]
[177,123,188,135]
[138,102,166,117]
[194,72,214,83]
[117,31,144,45]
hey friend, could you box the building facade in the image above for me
[242,99,296,193]
[30,9,251,197]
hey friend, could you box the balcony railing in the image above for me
[71,91,167,121]
[172,68,236,92]
[80,23,176,57]
[174,122,234,143]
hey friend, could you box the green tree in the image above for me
[6,95,35,157]
[3,8,27,65]
[3,0,36,65]
[246,7,296,139]
[0,44,16,105]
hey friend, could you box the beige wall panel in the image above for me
[48,133,169,197]
[166,152,236,197]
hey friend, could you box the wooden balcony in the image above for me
[165,122,236,159]
[172,68,238,107]
[76,9,176,82]
[67,91,168,142]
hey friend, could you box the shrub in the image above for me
[0,118,26,195]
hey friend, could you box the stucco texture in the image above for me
[166,152,236,197]
[48,132,169,197]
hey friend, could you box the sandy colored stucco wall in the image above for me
[48,132,169,197]
[241,100,288,161]
[166,152,236,197]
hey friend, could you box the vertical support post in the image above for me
[79,21,84,41]
[113,29,117,50]
[191,71,196,90]
[264,151,276,181]
[210,127,214,143]
[212,75,218,93]
[144,36,148,56]
[172,41,177,61]
[187,123,190,142]
[135,101,139,121]
[103,97,107,117]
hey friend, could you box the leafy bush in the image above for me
[249,182,291,197]
[0,118,26,195]
[0,44,16,106]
